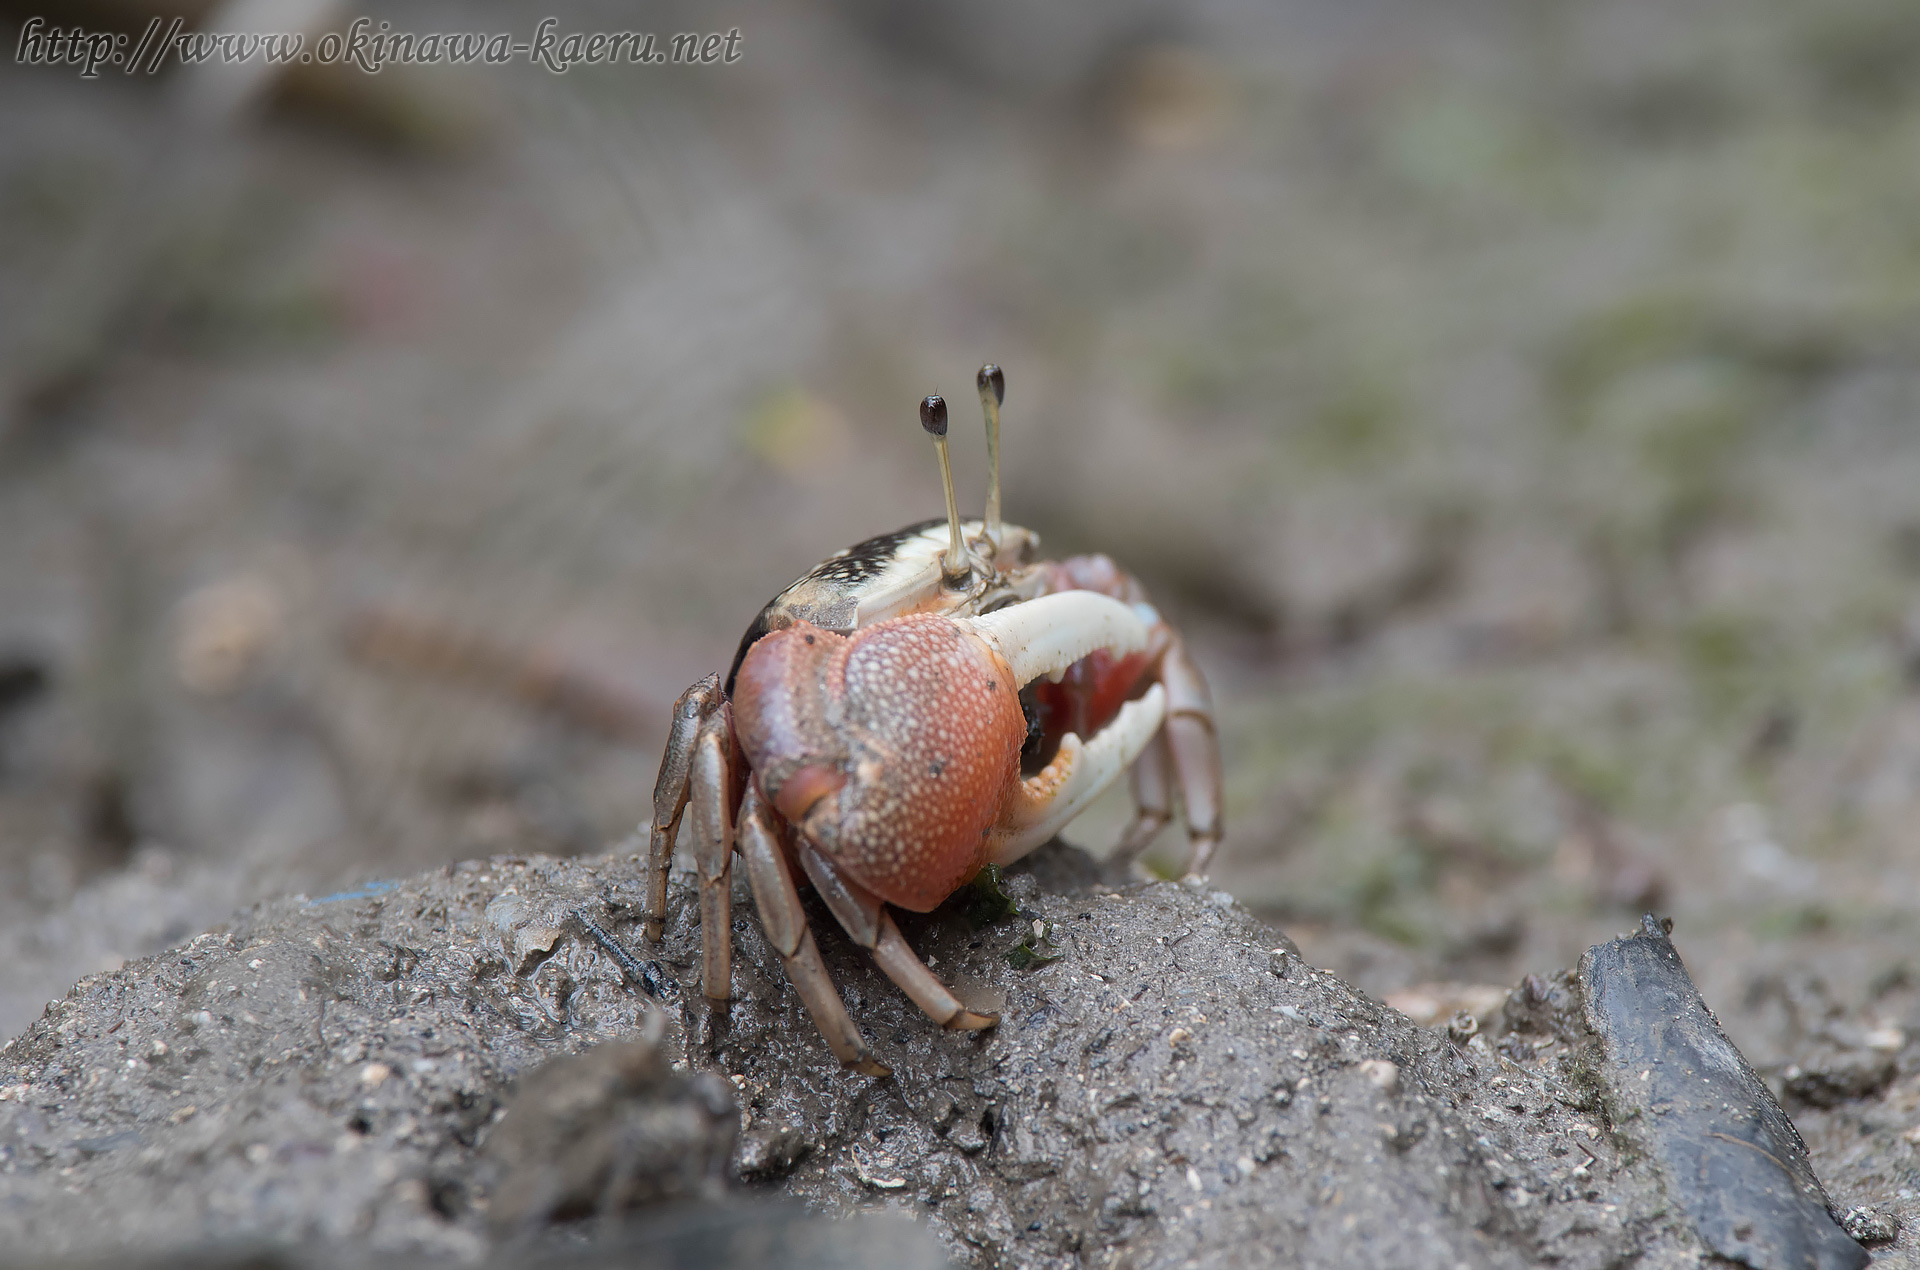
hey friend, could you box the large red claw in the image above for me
[733,615,1026,911]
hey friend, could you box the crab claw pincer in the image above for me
[733,591,1168,909]
[961,594,1168,864]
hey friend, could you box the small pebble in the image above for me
[1359,1059,1401,1095]
[1864,1026,1905,1053]
[1841,1206,1899,1246]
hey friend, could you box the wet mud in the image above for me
[0,843,1896,1267]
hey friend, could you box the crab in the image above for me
[637,366,1222,1075]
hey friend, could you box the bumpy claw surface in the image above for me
[734,614,1027,912]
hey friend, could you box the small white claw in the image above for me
[964,591,1152,690]
[989,684,1168,866]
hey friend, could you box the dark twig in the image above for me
[576,911,659,996]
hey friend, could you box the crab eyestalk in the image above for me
[920,393,970,587]
[976,363,1005,549]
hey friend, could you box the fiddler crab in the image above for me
[607,366,1221,1076]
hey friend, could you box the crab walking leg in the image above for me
[737,790,890,1076]
[645,675,721,942]
[871,912,999,1031]
[1111,729,1174,864]
[795,842,998,1031]
[1160,636,1224,879]
[685,704,736,1002]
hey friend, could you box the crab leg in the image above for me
[645,674,721,942]
[737,789,890,1075]
[872,912,999,1031]
[685,703,736,1002]
[1112,729,1173,863]
[1161,635,1223,880]
[796,841,998,1031]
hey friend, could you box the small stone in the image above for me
[482,894,564,974]
[359,1062,392,1088]
[737,1126,812,1181]
[1359,1060,1401,1095]
[1864,1026,1905,1052]
[853,1152,910,1190]
[1780,1050,1897,1108]
[948,1124,989,1155]
[1841,1205,1898,1246]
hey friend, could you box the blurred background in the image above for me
[1,0,1918,1094]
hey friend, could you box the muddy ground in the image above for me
[0,843,1902,1267]
[1,0,1919,1264]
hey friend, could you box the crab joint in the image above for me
[919,394,969,586]
[771,762,845,825]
